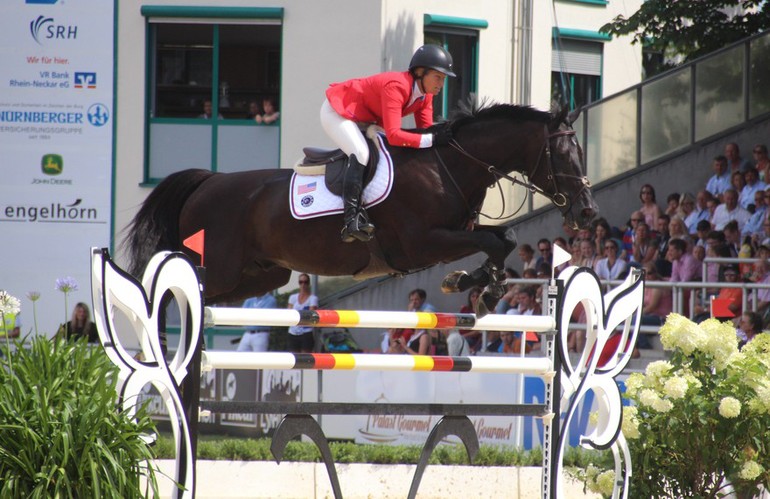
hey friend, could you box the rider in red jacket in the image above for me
[321,44,455,243]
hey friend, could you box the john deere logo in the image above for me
[41,154,63,175]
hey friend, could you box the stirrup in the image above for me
[341,213,375,243]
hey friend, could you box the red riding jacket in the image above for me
[325,71,434,149]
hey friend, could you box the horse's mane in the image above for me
[447,97,551,130]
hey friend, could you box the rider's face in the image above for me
[419,69,447,95]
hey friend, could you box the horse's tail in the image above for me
[123,169,214,277]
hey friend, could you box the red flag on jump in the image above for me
[711,297,735,319]
[183,229,205,267]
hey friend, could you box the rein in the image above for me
[443,126,591,224]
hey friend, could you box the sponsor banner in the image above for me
[0,0,113,337]
[320,370,628,449]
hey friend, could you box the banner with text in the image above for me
[0,0,114,334]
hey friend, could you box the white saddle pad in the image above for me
[289,133,394,220]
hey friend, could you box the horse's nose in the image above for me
[581,207,597,225]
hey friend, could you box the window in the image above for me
[424,15,484,119]
[142,7,282,181]
[551,34,605,110]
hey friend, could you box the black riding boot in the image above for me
[341,154,375,243]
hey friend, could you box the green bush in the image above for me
[0,337,160,498]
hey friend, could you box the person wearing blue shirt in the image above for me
[237,292,278,352]
[705,156,731,201]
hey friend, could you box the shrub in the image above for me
[0,337,160,498]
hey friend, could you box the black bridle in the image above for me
[437,125,592,225]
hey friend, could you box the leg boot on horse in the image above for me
[341,154,375,243]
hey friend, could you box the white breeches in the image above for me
[237,331,270,352]
[320,99,370,164]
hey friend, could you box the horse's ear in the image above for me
[550,105,569,129]
[567,108,582,126]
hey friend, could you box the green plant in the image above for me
[0,336,161,498]
[588,314,770,498]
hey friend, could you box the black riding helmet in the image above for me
[408,45,456,77]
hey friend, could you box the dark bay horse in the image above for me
[125,102,597,309]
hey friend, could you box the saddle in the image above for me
[294,129,381,196]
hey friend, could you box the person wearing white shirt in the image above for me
[705,156,731,200]
[738,167,767,210]
[712,189,751,231]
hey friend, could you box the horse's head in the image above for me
[533,106,598,230]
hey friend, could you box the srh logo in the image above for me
[41,153,63,175]
[30,15,78,45]
[74,72,96,89]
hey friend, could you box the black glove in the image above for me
[433,126,453,146]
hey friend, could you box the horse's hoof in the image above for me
[441,271,470,293]
[474,291,496,318]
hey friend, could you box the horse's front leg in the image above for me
[433,225,517,314]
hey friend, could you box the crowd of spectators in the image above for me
[509,141,770,352]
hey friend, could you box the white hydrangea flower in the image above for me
[752,384,770,414]
[738,461,764,480]
[652,398,674,413]
[700,319,739,370]
[639,388,661,408]
[624,373,645,398]
[718,397,741,418]
[645,360,673,381]
[659,313,707,355]
[682,371,702,392]
[0,291,21,316]
[621,406,640,439]
[663,377,689,400]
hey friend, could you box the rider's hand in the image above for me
[433,126,453,146]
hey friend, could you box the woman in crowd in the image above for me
[459,286,483,352]
[664,192,680,218]
[594,238,628,281]
[592,218,612,259]
[631,222,657,265]
[56,302,99,343]
[638,184,663,229]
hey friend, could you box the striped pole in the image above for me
[202,351,555,377]
[204,307,555,333]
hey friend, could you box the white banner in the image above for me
[0,0,114,335]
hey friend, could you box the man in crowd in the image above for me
[706,155,731,201]
[711,189,750,231]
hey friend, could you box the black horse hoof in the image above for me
[474,291,498,318]
[441,270,471,293]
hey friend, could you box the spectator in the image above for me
[535,238,553,269]
[654,214,672,260]
[562,221,578,245]
[622,211,645,257]
[254,96,280,124]
[667,238,702,282]
[753,144,770,181]
[631,221,657,265]
[199,99,222,119]
[444,328,470,356]
[388,288,436,354]
[738,167,766,210]
[594,238,628,280]
[592,218,612,259]
[506,286,541,352]
[723,220,742,257]
[731,170,747,202]
[486,331,524,354]
[286,274,319,353]
[760,219,770,248]
[685,190,712,235]
[639,260,672,350]
[711,189,750,231]
[638,184,663,228]
[518,243,537,272]
[743,189,768,240]
[495,268,521,314]
[737,311,763,349]
[245,100,259,119]
[664,192,680,218]
[56,302,99,343]
[668,217,690,245]
[706,155,731,201]
[237,292,277,352]
[725,142,751,173]
[459,286,483,352]
[577,238,597,269]
[749,259,770,324]
[694,219,713,248]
